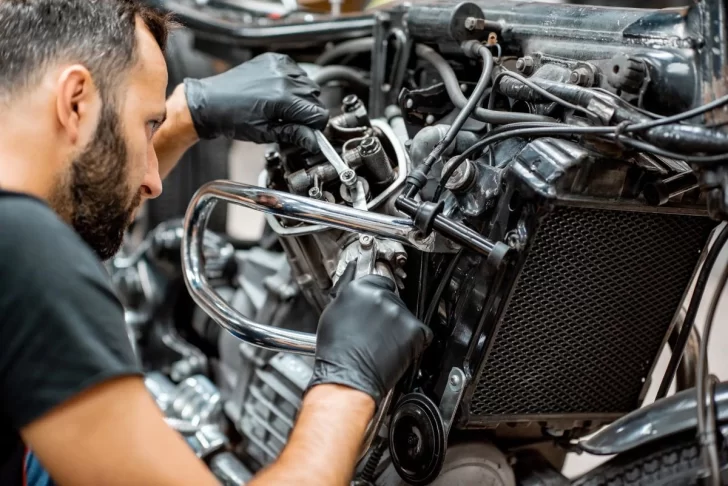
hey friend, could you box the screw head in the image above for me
[405,98,414,109]
[460,83,468,93]
[359,234,374,249]
[308,186,322,199]
[516,56,534,75]
[341,170,356,186]
[449,373,462,389]
[360,137,378,155]
[342,94,362,113]
[425,114,436,125]
[395,254,407,267]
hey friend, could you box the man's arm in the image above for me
[22,376,220,486]
[249,385,375,486]
[154,84,198,180]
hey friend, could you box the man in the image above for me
[0,1,431,485]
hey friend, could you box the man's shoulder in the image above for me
[0,191,96,260]
[0,191,110,288]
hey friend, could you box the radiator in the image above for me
[467,206,715,425]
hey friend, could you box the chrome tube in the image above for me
[182,180,428,355]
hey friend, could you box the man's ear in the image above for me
[55,65,100,146]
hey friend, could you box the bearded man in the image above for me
[0,1,431,485]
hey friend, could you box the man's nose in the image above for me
[142,148,163,199]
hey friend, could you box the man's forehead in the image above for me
[131,16,168,97]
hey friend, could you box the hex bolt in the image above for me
[570,67,593,87]
[308,186,323,199]
[340,169,357,187]
[516,56,534,75]
[342,94,362,113]
[449,373,462,390]
[359,137,378,156]
[359,234,374,249]
[464,16,486,31]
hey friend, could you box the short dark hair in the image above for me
[0,0,173,101]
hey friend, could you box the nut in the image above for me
[342,94,361,112]
[515,56,534,75]
[340,169,357,187]
[359,234,374,249]
[359,137,378,156]
[395,254,407,267]
[464,16,486,31]
[569,67,594,87]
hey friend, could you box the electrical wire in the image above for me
[404,41,495,198]
[606,135,728,164]
[491,70,596,117]
[626,93,728,133]
[424,249,465,328]
[656,224,728,400]
[434,124,617,200]
[696,242,728,486]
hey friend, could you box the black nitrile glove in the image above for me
[183,53,329,153]
[308,264,433,406]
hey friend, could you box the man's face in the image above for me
[50,19,168,260]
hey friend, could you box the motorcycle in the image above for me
[114,0,728,484]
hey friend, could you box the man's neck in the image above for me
[0,118,60,202]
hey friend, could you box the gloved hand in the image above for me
[183,53,329,152]
[308,265,433,406]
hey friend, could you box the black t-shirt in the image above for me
[0,191,141,483]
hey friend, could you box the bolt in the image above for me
[570,67,593,87]
[360,137,378,155]
[464,16,486,31]
[340,169,357,187]
[405,98,414,109]
[449,373,462,390]
[460,83,468,93]
[264,150,281,168]
[359,234,374,249]
[425,114,435,125]
[308,186,323,199]
[342,94,361,112]
[407,433,419,446]
[516,56,534,75]
[395,254,407,267]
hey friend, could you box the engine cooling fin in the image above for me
[468,206,715,424]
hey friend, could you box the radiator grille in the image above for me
[469,207,714,420]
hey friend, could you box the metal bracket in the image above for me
[439,367,467,436]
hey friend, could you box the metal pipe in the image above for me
[182,179,434,355]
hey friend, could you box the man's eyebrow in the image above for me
[152,109,167,124]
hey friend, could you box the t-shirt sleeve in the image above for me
[0,196,141,429]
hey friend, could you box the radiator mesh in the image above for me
[470,207,713,419]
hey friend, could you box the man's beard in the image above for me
[51,102,142,261]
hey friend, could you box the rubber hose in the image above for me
[414,44,551,124]
[315,37,375,66]
[311,65,371,88]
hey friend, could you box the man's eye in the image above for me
[148,121,161,135]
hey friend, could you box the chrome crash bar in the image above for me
[182,180,431,356]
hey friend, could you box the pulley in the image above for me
[389,392,446,485]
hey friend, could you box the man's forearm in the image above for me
[248,384,375,486]
[153,84,200,180]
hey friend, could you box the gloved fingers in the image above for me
[270,124,320,153]
[273,97,329,130]
[330,260,357,298]
[356,274,397,293]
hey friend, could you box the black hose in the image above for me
[696,238,728,486]
[656,225,728,399]
[404,41,497,197]
[424,250,465,327]
[315,37,375,66]
[311,65,371,88]
[434,123,616,200]
[414,44,552,125]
